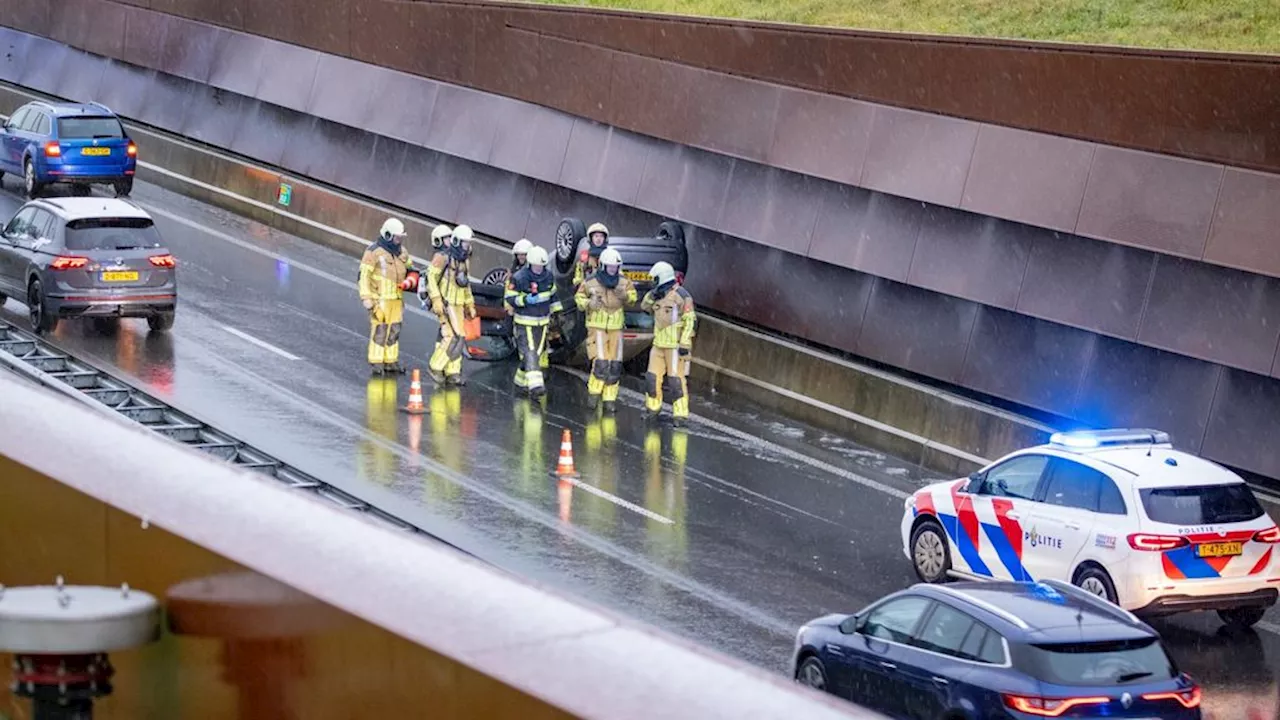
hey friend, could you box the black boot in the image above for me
[385,361,406,374]
[602,400,617,414]
[370,363,385,376]
[427,369,447,385]
[446,374,466,387]
[672,416,688,428]
[587,393,601,410]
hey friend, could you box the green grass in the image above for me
[531,0,1280,54]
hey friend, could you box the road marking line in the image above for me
[558,476,674,525]
[221,326,300,360]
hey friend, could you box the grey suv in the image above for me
[0,197,177,334]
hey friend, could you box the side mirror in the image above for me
[838,614,862,635]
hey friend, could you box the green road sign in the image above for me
[276,182,292,207]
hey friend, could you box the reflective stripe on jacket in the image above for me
[575,274,636,331]
[359,242,413,302]
[505,266,563,326]
[643,284,695,349]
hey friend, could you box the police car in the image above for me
[902,429,1280,629]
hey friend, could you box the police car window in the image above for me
[1140,484,1264,525]
[978,455,1048,500]
[913,603,974,656]
[862,596,931,644]
[1097,477,1127,515]
[1043,459,1103,511]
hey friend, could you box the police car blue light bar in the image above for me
[1048,428,1171,449]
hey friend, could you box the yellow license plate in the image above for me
[1197,542,1243,558]
[101,271,138,282]
[624,270,649,281]
[80,147,111,156]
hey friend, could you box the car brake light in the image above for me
[1001,694,1110,717]
[50,256,88,270]
[1143,686,1202,709]
[127,141,137,157]
[1127,533,1190,551]
[44,141,61,157]
[1254,526,1280,543]
[148,254,176,268]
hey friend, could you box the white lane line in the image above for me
[559,476,674,525]
[221,326,300,360]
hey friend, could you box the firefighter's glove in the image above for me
[464,304,476,320]
[431,298,444,315]
[362,298,374,311]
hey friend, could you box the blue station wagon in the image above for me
[1,101,137,199]
[794,580,1202,719]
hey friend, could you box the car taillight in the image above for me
[148,254,176,268]
[50,256,88,270]
[1001,694,1110,717]
[1143,686,1202,709]
[126,141,137,157]
[1127,533,1190,551]
[1254,526,1280,543]
[44,141,61,157]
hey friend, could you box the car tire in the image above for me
[23,158,43,200]
[148,310,175,333]
[795,656,829,693]
[1218,606,1266,630]
[1073,564,1119,605]
[657,220,686,245]
[911,519,952,584]
[555,217,586,274]
[114,178,133,198]
[27,280,58,335]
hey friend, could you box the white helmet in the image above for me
[527,246,550,268]
[430,225,452,248]
[600,248,622,267]
[452,224,474,243]
[587,222,609,239]
[512,238,533,256]
[380,217,406,240]
[649,261,676,286]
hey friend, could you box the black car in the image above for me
[470,217,689,366]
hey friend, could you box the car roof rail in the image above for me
[1035,579,1144,625]
[1048,428,1171,452]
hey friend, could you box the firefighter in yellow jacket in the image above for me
[574,248,636,413]
[571,222,610,289]
[641,261,696,426]
[359,218,418,375]
[422,224,476,387]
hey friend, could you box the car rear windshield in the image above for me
[1018,637,1176,686]
[64,218,162,251]
[1140,484,1265,525]
[57,116,125,140]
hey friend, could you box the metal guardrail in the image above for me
[0,318,462,549]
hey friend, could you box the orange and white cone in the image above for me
[555,428,578,478]
[400,369,428,415]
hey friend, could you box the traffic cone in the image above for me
[400,369,428,415]
[555,428,578,478]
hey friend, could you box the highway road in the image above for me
[2,178,1277,718]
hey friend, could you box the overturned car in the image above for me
[468,217,689,367]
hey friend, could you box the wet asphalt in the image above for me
[0,179,1277,718]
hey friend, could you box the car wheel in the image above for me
[795,656,829,692]
[911,520,952,583]
[27,280,58,335]
[148,310,175,332]
[481,267,509,286]
[1218,606,1266,630]
[657,220,686,245]
[23,159,42,199]
[89,317,120,335]
[114,177,133,198]
[1074,564,1119,604]
[555,217,586,275]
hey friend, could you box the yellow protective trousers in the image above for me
[514,323,549,392]
[429,303,466,378]
[644,344,689,418]
[367,299,404,365]
[586,327,624,402]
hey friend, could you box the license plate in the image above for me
[101,271,138,282]
[1197,541,1243,558]
[624,270,649,281]
[80,147,111,156]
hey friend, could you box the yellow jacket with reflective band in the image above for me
[575,274,637,331]
[359,244,413,302]
[426,254,475,307]
[642,285,696,349]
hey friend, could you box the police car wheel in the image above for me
[1073,565,1119,604]
[911,520,951,583]
[1218,606,1266,629]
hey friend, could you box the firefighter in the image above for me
[505,238,550,374]
[640,261,695,426]
[504,245,563,399]
[571,222,610,288]
[423,223,476,387]
[574,248,635,413]
[359,217,418,375]
[430,224,452,262]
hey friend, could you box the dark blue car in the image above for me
[1,101,137,200]
[794,580,1202,719]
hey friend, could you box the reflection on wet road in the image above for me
[2,179,1278,715]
